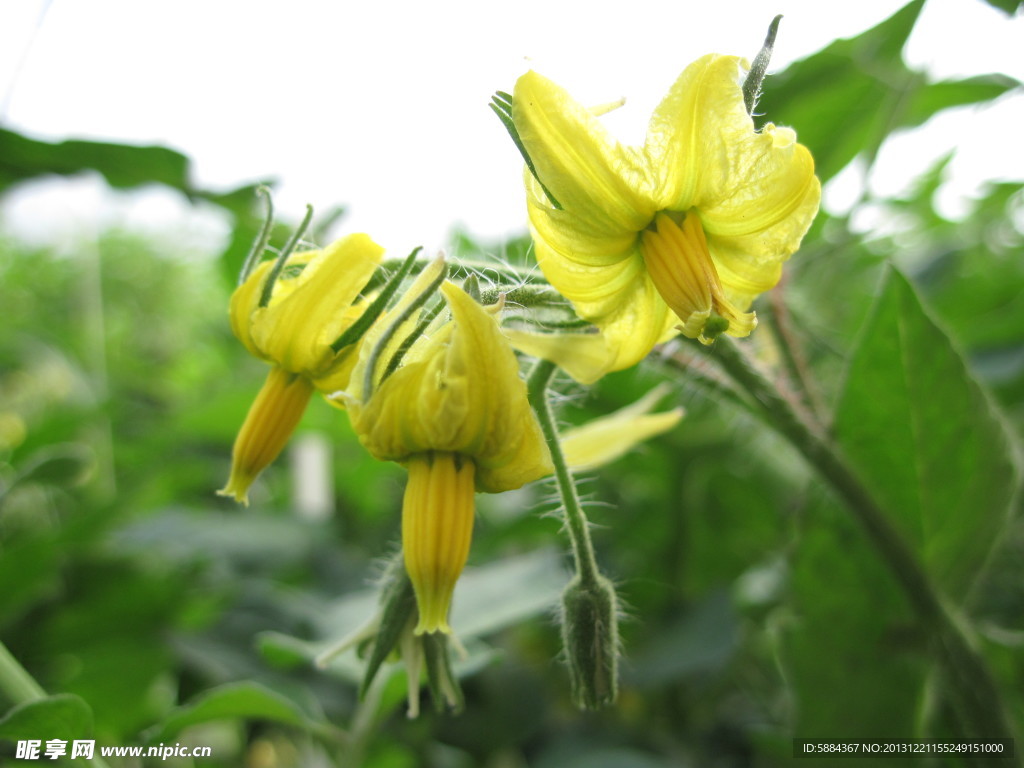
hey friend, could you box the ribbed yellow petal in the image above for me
[228,250,320,360]
[513,70,655,235]
[250,234,384,376]
[561,384,683,471]
[351,283,552,493]
[403,452,476,635]
[644,54,751,211]
[699,124,819,240]
[218,366,314,505]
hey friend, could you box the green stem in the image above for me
[526,359,600,586]
[0,641,45,703]
[0,641,113,768]
[684,337,1018,753]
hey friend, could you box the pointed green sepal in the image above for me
[257,204,314,308]
[363,255,448,396]
[330,246,423,354]
[743,15,782,115]
[490,91,563,210]
[359,555,418,699]
[238,185,275,285]
[421,633,465,714]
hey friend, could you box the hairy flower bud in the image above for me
[561,574,619,709]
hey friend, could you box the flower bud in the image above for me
[561,574,619,709]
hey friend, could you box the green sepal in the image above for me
[330,246,423,354]
[462,273,482,303]
[490,91,563,210]
[421,633,465,714]
[743,15,782,115]
[237,185,275,285]
[363,257,448,396]
[381,298,445,382]
[257,204,314,308]
[359,556,417,699]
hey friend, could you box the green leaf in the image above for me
[981,0,1022,14]
[0,694,93,744]
[760,1,1018,183]
[833,267,1019,600]
[0,127,191,193]
[141,682,322,744]
[786,501,927,742]
[759,0,925,181]
[901,75,1020,131]
[625,590,739,688]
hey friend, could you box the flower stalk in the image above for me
[526,359,600,586]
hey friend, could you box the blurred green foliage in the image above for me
[2,2,1023,766]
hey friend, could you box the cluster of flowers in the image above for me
[218,50,819,713]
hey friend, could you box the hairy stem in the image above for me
[526,359,600,586]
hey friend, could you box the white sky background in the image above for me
[0,0,1022,258]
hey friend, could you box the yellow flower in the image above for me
[220,233,384,504]
[344,273,553,634]
[509,54,820,381]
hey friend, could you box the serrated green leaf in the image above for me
[141,682,319,744]
[833,267,1019,599]
[0,694,93,744]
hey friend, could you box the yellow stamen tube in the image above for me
[640,212,756,342]
[402,452,476,635]
[219,366,314,505]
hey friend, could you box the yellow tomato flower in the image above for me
[220,233,385,504]
[510,54,821,381]
[344,276,553,635]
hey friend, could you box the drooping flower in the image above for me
[506,54,820,382]
[340,266,553,635]
[220,233,384,504]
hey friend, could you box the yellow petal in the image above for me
[218,366,314,505]
[560,384,683,471]
[504,329,618,386]
[249,233,384,376]
[513,70,654,235]
[528,216,678,374]
[644,54,750,211]
[644,54,820,257]
[698,124,819,240]
[403,452,476,635]
[352,283,552,493]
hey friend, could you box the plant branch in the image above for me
[676,337,1019,754]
